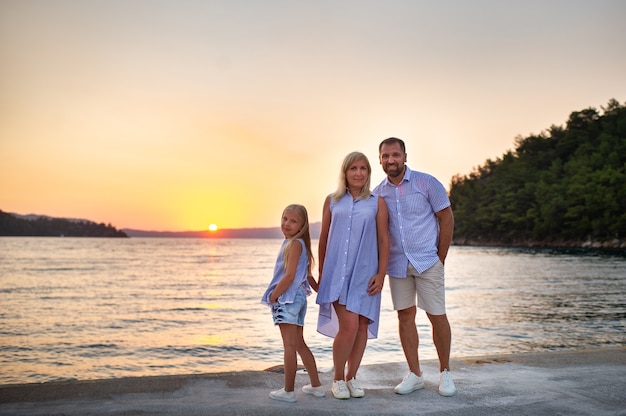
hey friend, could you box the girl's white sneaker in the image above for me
[270,387,296,402]
[302,384,325,397]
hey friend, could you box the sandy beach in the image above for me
[1,347,624,415]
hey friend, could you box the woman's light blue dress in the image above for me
[316,191,382,339]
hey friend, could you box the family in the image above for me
[261,137,456,402]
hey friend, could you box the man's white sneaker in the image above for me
[331,380,351,399]
[346,378,365,398]
[302,384,325,397]
[394,372,425,394]
[269,387,296,402]
[438,369,456,396]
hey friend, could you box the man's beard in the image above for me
[384,163,404,178]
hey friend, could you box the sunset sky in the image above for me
[1,0,625,232]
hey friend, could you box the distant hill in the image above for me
[122,227,283,238]
[0,210,321,239]
[449,98,626,249]
[123,222,322,239]
[0,211,128,237]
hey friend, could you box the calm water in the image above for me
[0,237,624,385]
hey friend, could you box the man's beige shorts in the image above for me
[389,261,446,315]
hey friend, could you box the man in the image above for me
[373,137,456,397]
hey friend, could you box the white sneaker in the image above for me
[439,369,456,396]
[331,380,351,399]
[302,384,325,397]
[394,372,425,394]
[269,387,296,402]
[346,378,365,398]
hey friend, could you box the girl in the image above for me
[261,204,324,402]
[316,152,389,399]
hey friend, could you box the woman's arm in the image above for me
[368,196,390,296]
[317,195,332,282]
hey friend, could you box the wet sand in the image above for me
[1,348,624,415]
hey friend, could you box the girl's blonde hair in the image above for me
[282,204,314,275]
[331,151,372,202]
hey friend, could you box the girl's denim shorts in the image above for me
[271,287,307,326]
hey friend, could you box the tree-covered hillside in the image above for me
[449,99,626,248]
[0,211,128,237]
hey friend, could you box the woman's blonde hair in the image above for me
[282,204,314,275]
[331,151,372,202]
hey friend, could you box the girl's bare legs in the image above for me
[279,323,298,391]
[295,326,321,387]
[332,302,359,381]
[346,315,369,380]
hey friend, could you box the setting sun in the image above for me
[208,224,218,232]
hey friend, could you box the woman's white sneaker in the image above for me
[347,378,365,398]
[438,370,456,396]
[394,372,425,394]
[331,380,351,399]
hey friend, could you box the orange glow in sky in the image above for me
[1,1,625,231]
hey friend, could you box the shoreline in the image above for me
[452,240,626,250]
[1,347,624,415]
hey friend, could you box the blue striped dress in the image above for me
[316,191,382,339]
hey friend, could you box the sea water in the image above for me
[0,237,624,385]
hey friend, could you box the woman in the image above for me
[315,151,389,399]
